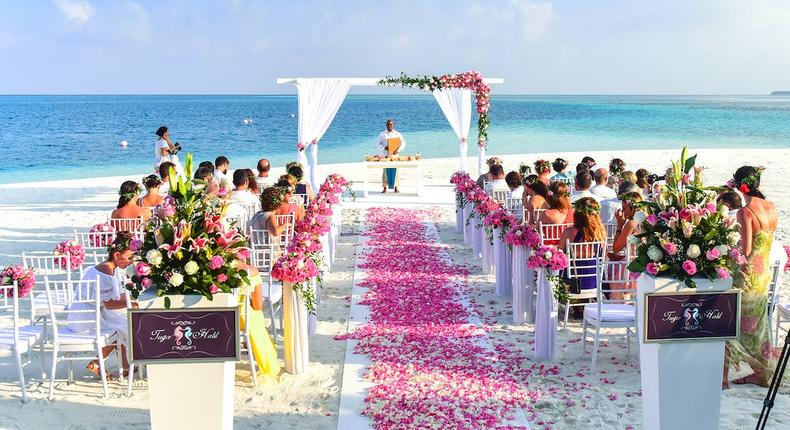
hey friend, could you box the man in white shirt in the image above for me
[590,168,617,199]
[229,169,260,208]
[570,171,601,203]
[255,158,272,190]
[600,181,638,225]
[484,164,508,193]
[377,119,405,193]
[214,156,230,186]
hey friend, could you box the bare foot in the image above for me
[382,188,387,193]
[86,360,113,381]
[394,187,400,193]
[731,373,766,387]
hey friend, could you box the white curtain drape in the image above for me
[493,227,512,296]
[296,78,352,187]
[432,88,472,172]
[534,268,558,361]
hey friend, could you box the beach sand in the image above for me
[0,147,787,429]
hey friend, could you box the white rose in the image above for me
[69,240,79,247]
[628,235,640,245]
[543,251,553,260]
[686,244,701,259]
[633,211,646,224]
[727,231,741,245]
[146,249,163,267]
[169,272,184,287]
[647,246,664,262]
[719,206,729,217]
[297,260,305,269]
[715,245,729,256]
[184,261,199,275]
[515,230,522,236]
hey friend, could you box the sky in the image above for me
[1,0,789,94]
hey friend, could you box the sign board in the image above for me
[128,307,240,364]
[643,289,741,343]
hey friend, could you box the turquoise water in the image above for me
[0,95,789,183]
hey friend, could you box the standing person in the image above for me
[377,119,405,193]
[153,126,181,174]
[725,166,780,388]
[476,157,502,188]
[256,159,272,190]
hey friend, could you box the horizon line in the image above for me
[0,93,785,97]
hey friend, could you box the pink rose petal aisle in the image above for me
[338,207,534,429]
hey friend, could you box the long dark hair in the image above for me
[733,166,766,199]
[572,197,606,242]
[117,181,140,209]
[524,175,549,200]
[155,126,168,138]
[547,181,571,212]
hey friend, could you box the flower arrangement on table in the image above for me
[378,71,491,147]
[627,147,742,288]
[505,223,542,249]
[271,174,348,313]
[88,223,116,247]
[528,245,571,303]
[53,240,85,270]
[364,154,421,162]
[125,154,251,308]
[483,207,517,243]
[0,265,36,299]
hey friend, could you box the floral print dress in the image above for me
[727,230,780,384]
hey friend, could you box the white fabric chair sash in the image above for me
[493,227,512,296]
[511,246,535,323]
[534,268,558,361]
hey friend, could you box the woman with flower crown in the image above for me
[522,174,549,224]
[534,159,552,186]
[559,197,607,293]
[69,232,137,379]
[249,186,292,239]
[539,181,575,238]
[725,166,780,388]
[110,180,152,229]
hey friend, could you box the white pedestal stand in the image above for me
[472,214,482,259]
[511,246,533,323]
[481,231,494,275]
[455,201,464,233]
[636,275,732,430]
[138,292,236,430]
[463,205,473,247]
[284,282,310,374]
[493,228,512,296]
[534,268,558,361]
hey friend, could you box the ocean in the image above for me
[1,94,789,184]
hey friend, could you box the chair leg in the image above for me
[775,315,782,348]
[247,333,258,387]
[67,359,74,384]
[48,346,59,401]
[581,319,588,355]
[626,328,632,365]
[563,301,571,332]
[39,339,47,380]
[127,362,134,397]
[269,302,277,342]
[96,344,109,399]
[591,325,601,371]
[14,349,27,403]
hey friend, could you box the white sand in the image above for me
[0,147,787,429]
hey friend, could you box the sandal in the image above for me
[731,373,766,387]
[86,361,113,381]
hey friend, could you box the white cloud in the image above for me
[510,0,555,41]
[51,0,94,26]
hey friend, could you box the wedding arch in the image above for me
[276,72,503,187]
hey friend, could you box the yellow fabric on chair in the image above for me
[239,277,281,379]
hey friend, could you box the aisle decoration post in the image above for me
[471,192,500,274]
[450,171,475,236]
[528,245,569,361]
[627,147,742,430]
[506,224,541,323]
[484,208,517,295]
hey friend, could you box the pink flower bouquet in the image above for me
[505,224,541,248]
[527,245,570,272]
[1,265,36,298]
[88,223,116,247]
[53,240,85,269]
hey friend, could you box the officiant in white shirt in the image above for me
[377,118,405,193]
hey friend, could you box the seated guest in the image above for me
[571,171,600,202]
[620,170,638,185]
[505,171,524,199]
[534,159,552,186]
[476,157,502,188]
[608,158,626,187]
[246,169,260,195]
[582,156,596,169]
[71,232,136,378]
[608,191,643,300]
[550,158,573,182]
[484,164,508,193]
[230,169,261,209]
[256,158,272,190]
[576,162,590,174]
[274,180,305,223]
[287,163,314,203]
[249,186,291,238]
[559,197,607,293]
[198,161,215,174]
[158,161,176,189]
[214,156,230,185]
[591,168,617,199]
[111,181,152,227]
[522,175,550,223]
[194,166,219,196]
[600,181,639,225]
[139,175,164,208]
[717,191,743,217]
[635,168,651,196]
[540,181,574,226]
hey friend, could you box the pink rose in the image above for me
[209,284,219,294]
[236,248,251,260]
[129,240,143,252]
[646,262,660,276]
[135,262,151,277]
[681,260,697,276]
[663,241,678,256]
[729,248,747,265]
[141,277,153,289]
[646,214,658,226]
[209,256,224,270]
[717,267,731,279]
[705,248,721,261]
[217,273,228,283]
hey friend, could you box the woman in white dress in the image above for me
[154,126,182,174]
[69,232,136,378]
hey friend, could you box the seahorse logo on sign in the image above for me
[171,320,197,351]
[682,302,703,331]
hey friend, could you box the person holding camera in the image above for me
[154,126,182,175]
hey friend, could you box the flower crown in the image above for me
[120,185,143,201]
[106,233,134,256]
[534,159,551,173]
[572,199,600,216]
[548,189,569,198]
[728,166,764,194]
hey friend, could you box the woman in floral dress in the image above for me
[725,166,779,387]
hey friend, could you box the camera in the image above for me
[647,173,665,185]
[170,142,182,155]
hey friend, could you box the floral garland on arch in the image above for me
[378,71,491,147]
[271,173,348,313]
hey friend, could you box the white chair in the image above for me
[604,223,618,253]
[291,193,308,206]
[240,294,258,387]
[250,247,283,342]
[108,217,144,233]
[44,276,115,400]
[22,252,73,322]
[582,255,637,371]
[491,189,509,203]
[563,241,606,331]
[273,213,295,242]
[0,282,46,402]
[504,197,523,219]
[538,223,572,246]
[531,208,547,225]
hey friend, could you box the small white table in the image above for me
[362,160,422,197]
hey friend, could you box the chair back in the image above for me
[273,214,295,241]
[531,208,547,224]
[504,197,522,215]
[291,194,308,206]
[22,252,72,281]
[250,247,274,275]
[73,229,116,256]
[539,223,572,245]
[109,217,144,233]
[45,276,101,343]
[492,189,509,203]
[0,282,15,313]
[768,261,784,314]
[565,241,606,281]
[600,248,636,301]
[604,223,618,253]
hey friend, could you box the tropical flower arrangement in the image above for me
[1,265,36,299]
[450,171,477,209]
[378,71,491,146]
[527,245,571,303]
[53,240,85,270]
[505,223,542,249]
[483,207,517,242]
[88,223,116,247]
[271,174,348,313]
[627,148,742,287]
[126,154,251,308]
